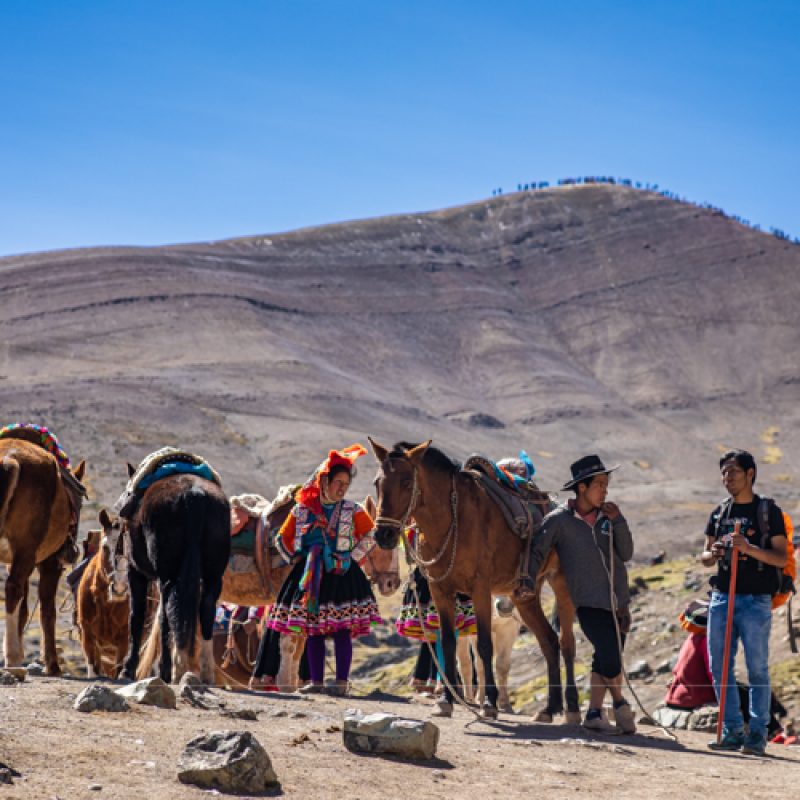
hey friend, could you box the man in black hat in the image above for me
[522,454,636,734]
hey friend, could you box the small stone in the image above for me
[0,768,14,785]
[89,784,102,791]
[220,709,258,721]
[432,770,445,780]
[177,730,278,793]
[650,706,690,730]
[343,710,439,760]
[687,706,718,732]
[75,684,130,713]
[116,677,176,709]
[269,709,288,718]
[627,660,652,679]
[178,671,204,688]
[25,662,45,677]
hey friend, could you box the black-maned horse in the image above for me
[120,471,230,684]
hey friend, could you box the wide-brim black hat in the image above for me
[562,454,620,490]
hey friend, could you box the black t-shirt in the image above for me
[704,495,786,595]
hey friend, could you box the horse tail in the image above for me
[0,453,21,536]
[136,597,163,680]
[169,492,204,655]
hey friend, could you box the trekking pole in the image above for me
[716,521,740,746]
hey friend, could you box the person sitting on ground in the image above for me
[524,454,636,734]
[701,449,787,755]
[260,444,382,696]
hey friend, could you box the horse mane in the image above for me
[391,441,459,477]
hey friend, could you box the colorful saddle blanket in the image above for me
[0,423,72,469]
[114,447,222,517]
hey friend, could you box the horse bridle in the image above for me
[102,522,130,597]
[374,456,459,581]
[373,457,421,533]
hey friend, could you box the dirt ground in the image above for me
[0,676,798,800]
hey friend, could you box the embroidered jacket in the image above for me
[276,500,376,564]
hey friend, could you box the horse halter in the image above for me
[374,457,420,533]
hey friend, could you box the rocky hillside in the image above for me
[1,184,799,553]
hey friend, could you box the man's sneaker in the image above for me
[708,729,745,751]
[613,701,637,734]
[583,709,617,734]
[741,731,767,756]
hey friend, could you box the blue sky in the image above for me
[0,1,797,256]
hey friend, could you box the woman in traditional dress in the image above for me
[262,444,382,696]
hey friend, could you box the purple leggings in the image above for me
[306,630,352,683]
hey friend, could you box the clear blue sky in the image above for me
[1,1,797,256]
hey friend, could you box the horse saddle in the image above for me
[463,454,552,540]
[114,448,222,518]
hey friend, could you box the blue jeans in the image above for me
[707,591,772,737]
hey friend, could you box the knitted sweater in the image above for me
[528,503,634,611]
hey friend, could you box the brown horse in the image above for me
[0,438,86,675]
[370,439,579,721]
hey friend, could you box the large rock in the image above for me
[75,684,130,713]
[177,731,278,794]
[116,677,176,709]
[343,710,439,760]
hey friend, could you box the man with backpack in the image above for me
[701,449,788,755]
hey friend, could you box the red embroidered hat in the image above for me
[297,443,367,514]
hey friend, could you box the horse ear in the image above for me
[127,462,136,478]
[99,508,111,529]
[73,460,86,481]
[363,495,377,519]
[368,436,389,463]
[406,440,432,465]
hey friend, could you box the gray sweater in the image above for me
[528,503,634,611]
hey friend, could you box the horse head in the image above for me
[98,508,129,603]
[368,437,431,550]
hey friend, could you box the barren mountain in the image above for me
[1,184,798,553]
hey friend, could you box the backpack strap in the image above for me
[755,496,773,573]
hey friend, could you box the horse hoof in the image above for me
[534,710,554,724]
[499,702,515,714]
[481,705,499,720]
[431,700,453,718]
[565,711,582,725]
[45,665,62,678]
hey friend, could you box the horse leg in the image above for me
[16,578,29,640]
[494,617,519,713]
[37,553,63,676]
[4,551,35,668]
[472,590,499,718]
[428,587,459,717]
[475,637,486,706]
[552,578,580,723]
[198,574,221,686]
[456,635,475,703]
[121,567,149,681]
[513,595,563,721]
[159,584,175,682]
